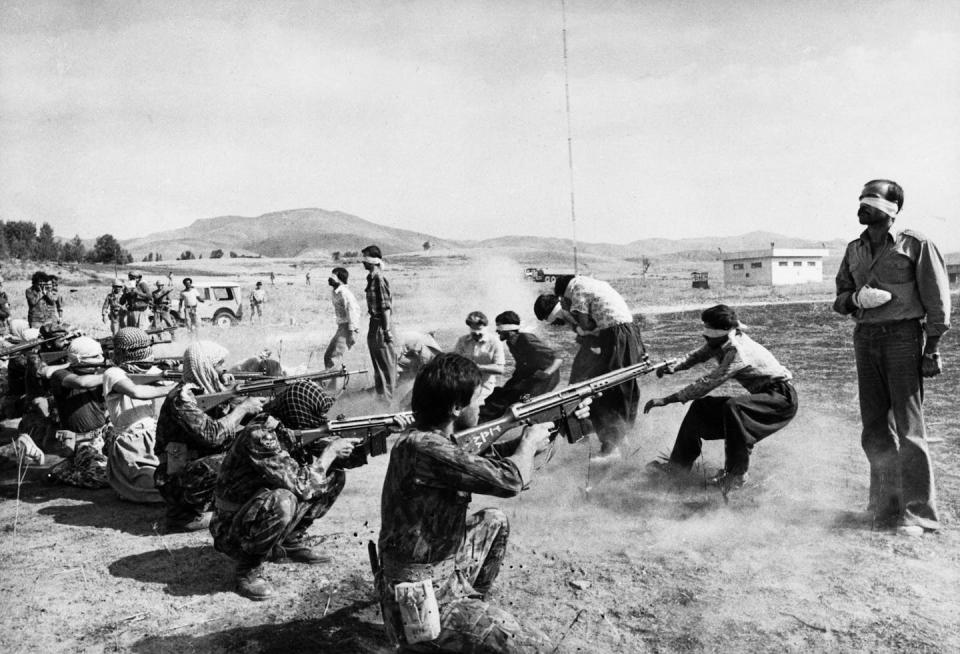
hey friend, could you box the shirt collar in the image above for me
[858,227,898,246]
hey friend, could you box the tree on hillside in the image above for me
[35,222,59,261]
[143,252,154,262]
[422,241,431,251]
[89,233,130,264]
[210,249,224,259]
[178,250,195,260]
[0,222,8,260]
[641,255,651,281]
[331,251,340,262]
[229,251,238,258]
[61,235,86,263]
[3,221,37,259]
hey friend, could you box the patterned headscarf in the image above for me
[112,327,153,364]
[183,341,229,395]
[269,380,335,429]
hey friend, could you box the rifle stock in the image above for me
[452,359,673,455]
[194,366,367,412]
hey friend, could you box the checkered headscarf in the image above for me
[269,381,335,429]
[183,341,229,395]
[112,327,153,364]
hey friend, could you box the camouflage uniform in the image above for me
[47,366,110,489]
[210,416,345,565]
[102,289,125,334]
[154,384,236,527]
[377,430,553,653]
[151,288,175,329]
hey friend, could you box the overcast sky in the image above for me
[1,0,958,250]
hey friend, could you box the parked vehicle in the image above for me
[169,283,244,328]
[523,268,570,283]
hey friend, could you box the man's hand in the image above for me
[346,329,357,348]
[643,398,668,414]
[656,361,678,378]
[921,352,943,378]
[853,285,893,309]
[390,413,415,431]
[238,396,268,416]
[520,423,553,454]
[572,397,592,421]
[319,437,360,470]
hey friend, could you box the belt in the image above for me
[855,318,921,331]
[380,553,458,583]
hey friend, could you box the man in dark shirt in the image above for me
[101,279,126,335]
[377,353,590,653]
[833,179,951,535]
[362,244,396,402]
[479,311,562,422]
[155,341,265,532]
[123,271,153,327]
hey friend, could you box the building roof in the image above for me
[723,248,829,261]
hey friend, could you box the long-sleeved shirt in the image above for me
[378,430,524,568]
[507,332,557,382]
[364,272,392,320]
[671,333,792,403]
[331,284,361,327]
[102,290,124,317]
[124,281,153,311]
[834,228,951,337]
[453,332,505,397]
[215,417,333,506]
[564,276,633,329]
[155,383,235,457]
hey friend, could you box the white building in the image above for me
[723,248,828,286]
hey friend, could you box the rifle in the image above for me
[452,359,674,455]
[1,335,66,359]
[194,366,367,412]
[291,410,413,469]
[126,370,274,385]
[97,325,177,349]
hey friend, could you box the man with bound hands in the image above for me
[834,179,951,536]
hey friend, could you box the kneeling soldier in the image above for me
[155,341,265,532]
[644,305,798,494]
[376,353,591,653]
[211,381,360,601]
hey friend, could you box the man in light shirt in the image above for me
[643,305,797,495]
[178,278,203,332]
[249,281,267,324]
[452,311,505,403]
[323,267,361,390]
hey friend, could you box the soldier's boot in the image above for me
[236,559,274,601]
[269,540,332,565]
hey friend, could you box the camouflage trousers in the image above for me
[155,454,225,525]
[49,426,110,489]
[210,472,346,564]
[379,508,553,654]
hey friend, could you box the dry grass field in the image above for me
[1,252,957,653]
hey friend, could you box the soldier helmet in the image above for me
[156,279,166,287]
[112,278,123,287]
[860,179,904,211]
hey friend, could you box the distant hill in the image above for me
[121,208,850,262]
[120,208,454,260]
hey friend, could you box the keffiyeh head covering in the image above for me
[269,380,335,429]
[183,340,229,395]
[112,327,153,364]
[66,336,105,367]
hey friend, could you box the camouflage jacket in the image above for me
[155,383,235,459]
[102,290,124,318]
[214,416,336,508]
[378,429,524,568]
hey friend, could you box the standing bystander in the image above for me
[249,281,266,324]
[362,245,396,402]
[179,278,203,332]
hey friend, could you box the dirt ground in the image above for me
[1,257,958,653]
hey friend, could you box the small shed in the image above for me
[948,263,960,287]
[691,271,710,289]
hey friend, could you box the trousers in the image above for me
[211,476,345,563]
[155,454,225,525]
[379,508,553,653]
[668,381,798,475]
[367,317,396,400]
[854,320,938,530]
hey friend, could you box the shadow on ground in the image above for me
[109,544,233,596]
[131,599,391,654]
[36,496,165,536]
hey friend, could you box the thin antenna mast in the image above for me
[561,0,579,274]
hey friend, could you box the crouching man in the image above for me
[210,380,364,601]
[155,341,266,532]
[643,305,798,494]
[376,353,591,653]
